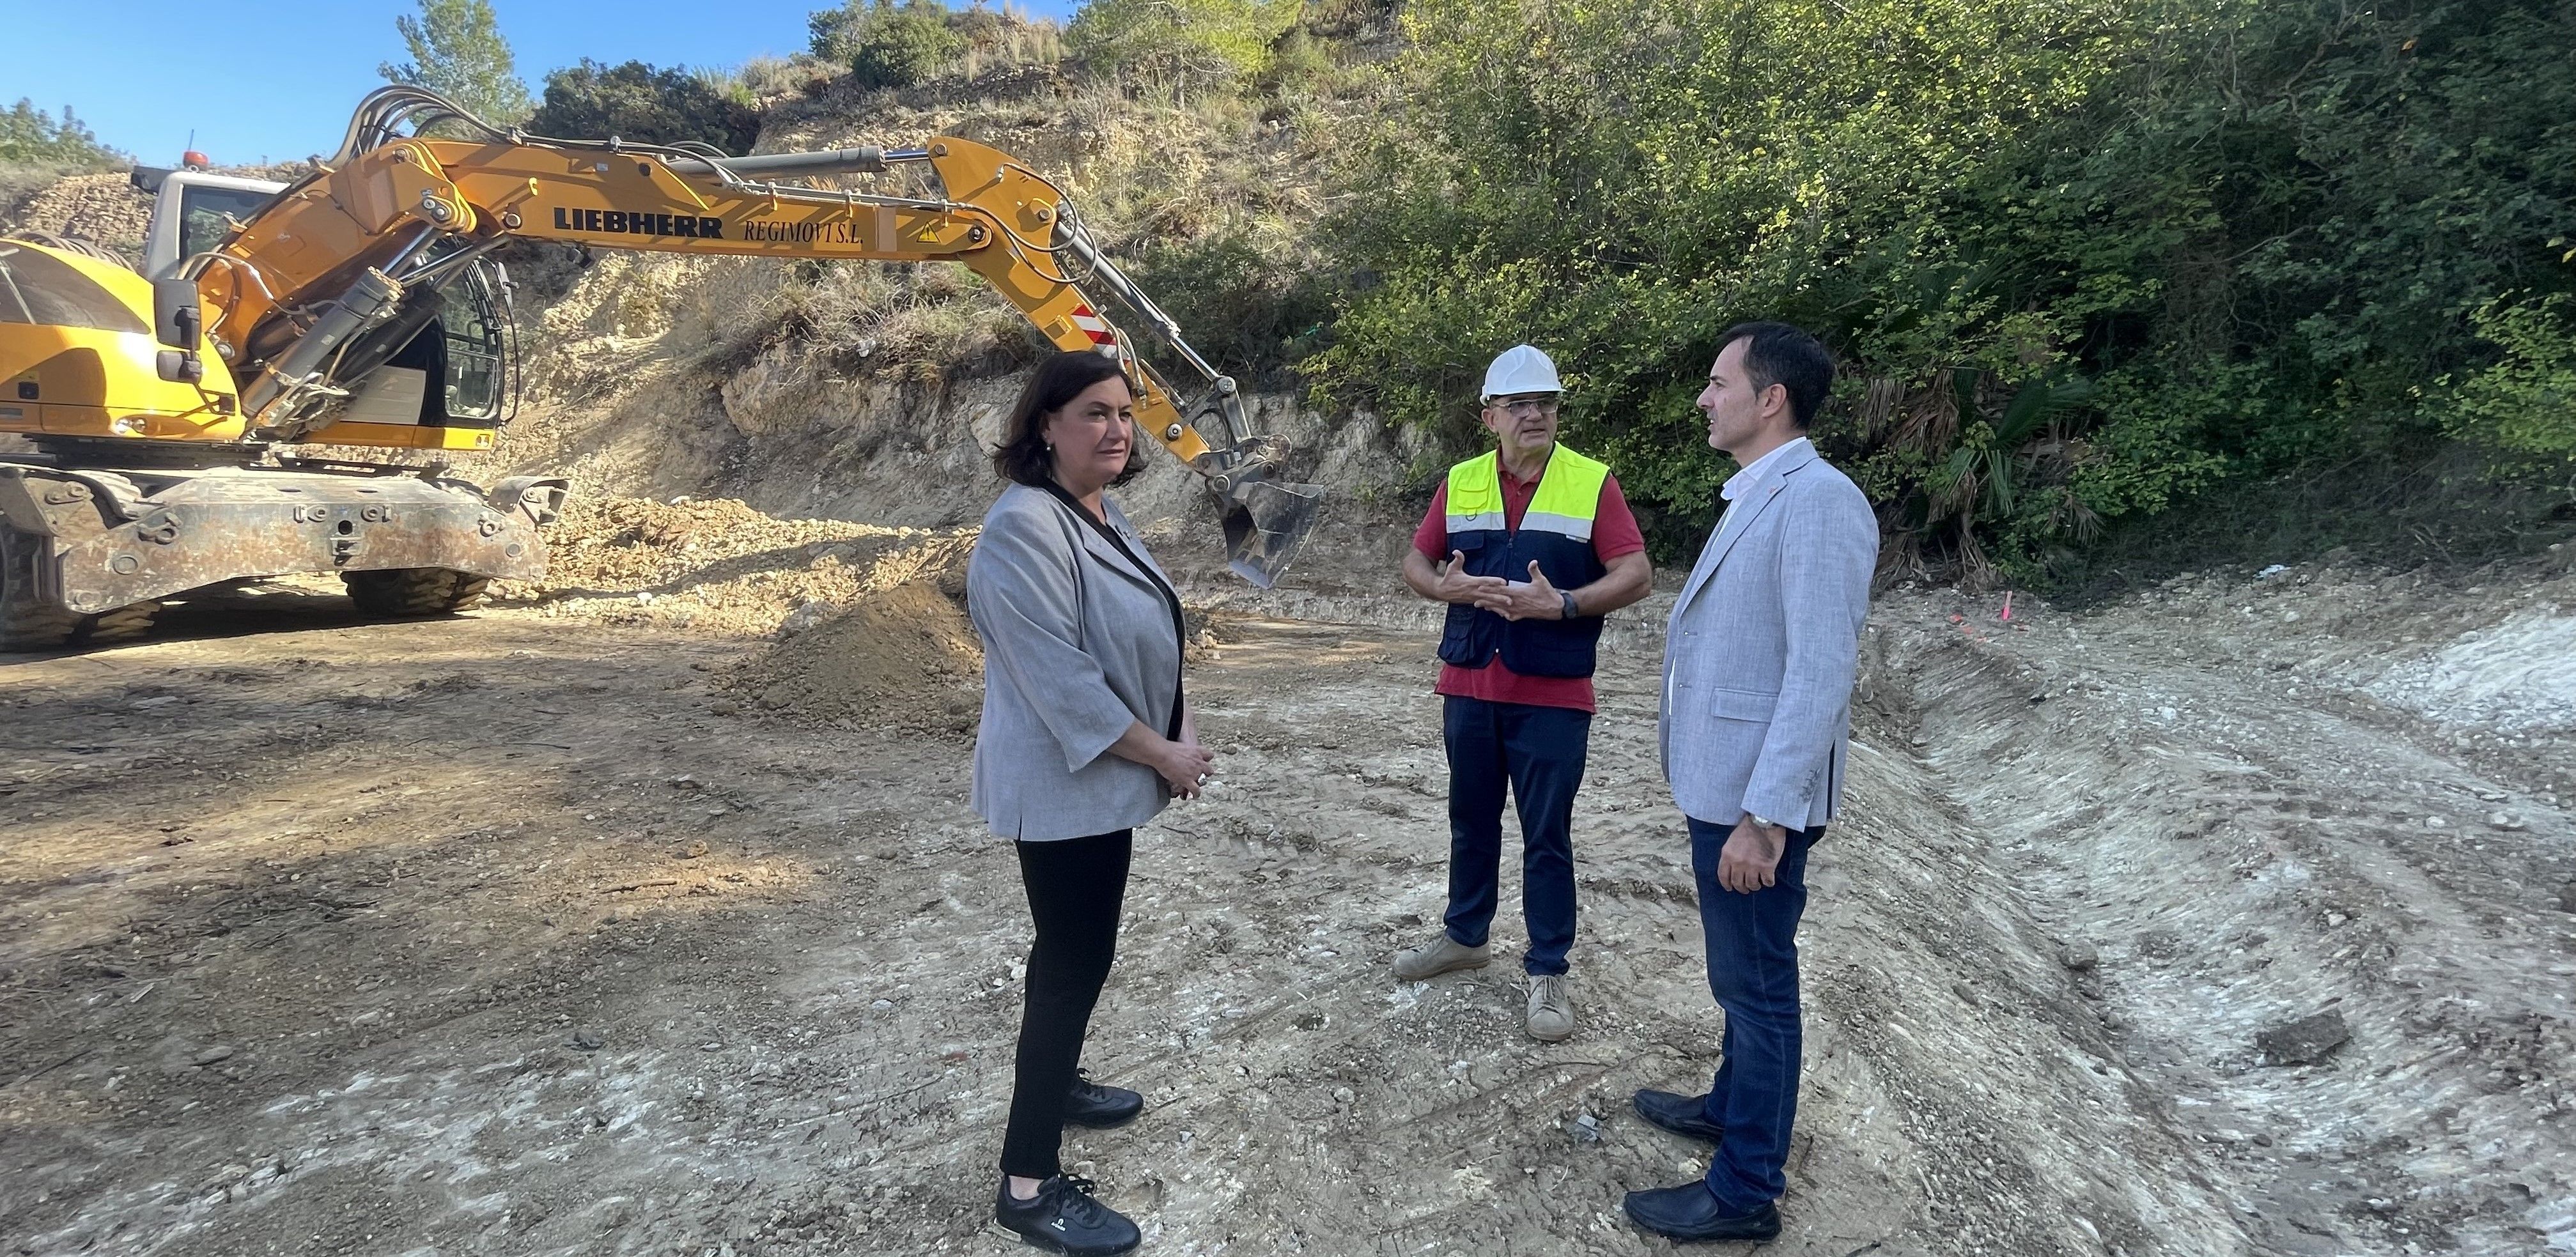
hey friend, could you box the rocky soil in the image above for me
[2,172,153,258]
[3,501,2568,1256]
[503,495,979,639]
[1872,556,2576,1257]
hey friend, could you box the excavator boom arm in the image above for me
[209,137,1200,440]
[185,88,1315,585]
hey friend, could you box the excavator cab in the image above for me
[434,262,508,424]
[137,169,516,433]
[136,168,284,281]
[338,246,512,429]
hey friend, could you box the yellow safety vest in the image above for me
[1439,444,1612,678]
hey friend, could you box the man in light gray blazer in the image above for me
[1624,321,1878,1244]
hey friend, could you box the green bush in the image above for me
[530,60,761,155]
[1310,0,2576,579]
[1258,25,1336,93]
[1124,234,1335,387]
[810,0,969,89]
[2448,293,2576,472]
[1067,0,1298,90]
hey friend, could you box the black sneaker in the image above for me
[994,1175,1142,1255]
[1065,1068,1144,1129]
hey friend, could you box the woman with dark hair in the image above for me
[969,349,1210,1254]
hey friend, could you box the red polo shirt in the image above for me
[1412,459,1645,713]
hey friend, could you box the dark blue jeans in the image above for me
[1686,814,1825,1212]
[1442,696,1591,976]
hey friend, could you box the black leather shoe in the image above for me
[995,1175,1142,1255]
[1633,1088,1725,1143]
[1064,1069,1144,1129]
[1622,1181,1780,1243]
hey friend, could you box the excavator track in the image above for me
[342,567,492,617]
[0,599,82,652]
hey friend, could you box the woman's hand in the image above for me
[1154,737,1216,799]
[1109,718,1215,799]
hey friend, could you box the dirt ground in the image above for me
[3,519,2572,1257]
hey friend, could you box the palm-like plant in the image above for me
[1916,368,2097,585]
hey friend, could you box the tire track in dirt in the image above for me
[13,581,2520,1256]
[1881,585,2575,1256]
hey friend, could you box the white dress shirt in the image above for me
[1714,436,1813,537]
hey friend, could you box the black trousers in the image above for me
[999,828,1132,1178]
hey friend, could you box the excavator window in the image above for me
[437,263,505,423]
[176,186,273,266]
[0,245,152,335]
[353,252,508,428]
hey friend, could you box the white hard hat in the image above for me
[1481,344,1562,401]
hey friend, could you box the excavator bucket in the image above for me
[1221,479,1323,589]
[1169,381,1321,588]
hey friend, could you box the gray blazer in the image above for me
[1659,443,1878,829]
[967,481,1181,842]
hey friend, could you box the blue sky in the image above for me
[7,0,1080,167]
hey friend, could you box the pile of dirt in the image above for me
[505,495,977,636]
[6,173,152,259]
[724,579,983,736]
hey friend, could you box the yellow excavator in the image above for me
[0,86,1320,649]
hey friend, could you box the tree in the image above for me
[1312,0,2576,580]
[378,0,534,125]
[811,0,969,89]
[530,61,761,155]
[0,100,125,169]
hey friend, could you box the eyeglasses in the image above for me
[1489,397,1560,418]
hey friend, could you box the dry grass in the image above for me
[958,5,1067,78]
[771,261,1027,378]
[503,20,1379,412]
[726,56,837,106]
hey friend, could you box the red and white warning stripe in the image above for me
[1068,304,1116,346]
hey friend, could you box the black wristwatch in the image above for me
[1560,589,1581,619]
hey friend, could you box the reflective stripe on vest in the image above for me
[1444,446,1610,541]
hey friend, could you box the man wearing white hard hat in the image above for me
[1392,344,1654,1041]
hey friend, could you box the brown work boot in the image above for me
[1392,935,1489,982]
[1526,974,1576,1042]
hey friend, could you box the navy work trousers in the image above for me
[1441,695,1592,976]
[1686,814,1826,1212]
